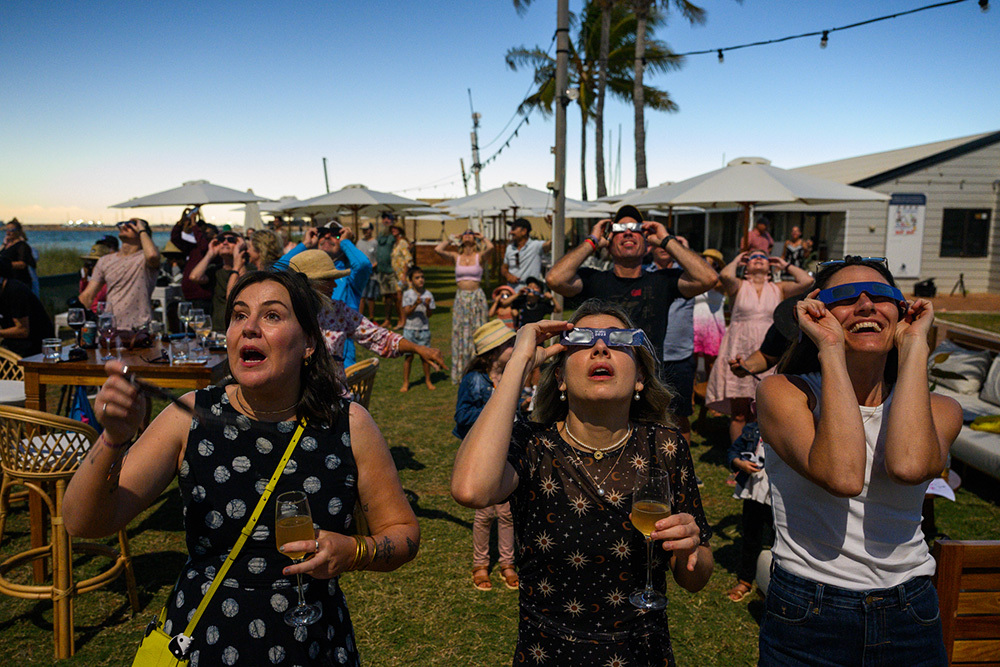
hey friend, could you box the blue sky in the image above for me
[1,0,996,225]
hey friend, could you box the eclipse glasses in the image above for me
[560,327,647,348]
[608,221,643,235]
[815,281,905,308]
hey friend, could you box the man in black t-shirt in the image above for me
[0,258,53,357]
[546,205,717,361]
[513,276,557,328]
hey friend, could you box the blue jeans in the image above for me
[758,565,946,666]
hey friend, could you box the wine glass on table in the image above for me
[97,313,117,361]
[67,308,86,348]
[275,490,322,627]
[176,301,193,361]
[194,314,213,360]
[188,309,206,359]
[629,466,672,610]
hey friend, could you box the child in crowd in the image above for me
[512,276,558,328]
[400,266,436,392]
[453,319,519,591]
[725,418,773,602]
[489,285,518,329]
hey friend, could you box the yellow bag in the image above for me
[131,610,189,666]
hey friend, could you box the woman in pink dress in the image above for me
[706,250,813,444]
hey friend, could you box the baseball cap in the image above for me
[613,205,643,225]
[509,218,532,232]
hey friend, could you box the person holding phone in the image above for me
[704,250,812,445]
[79,218,160,329]
[188,230,243,331]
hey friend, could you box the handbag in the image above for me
[132,421,307,666]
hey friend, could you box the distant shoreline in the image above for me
[23,224,176,232]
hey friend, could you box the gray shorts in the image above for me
[361,275,380,300]
[403,327,431,348]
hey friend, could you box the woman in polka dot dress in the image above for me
[452,300,714,666]
[65,270,420,666]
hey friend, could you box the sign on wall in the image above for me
[884,193,926,278]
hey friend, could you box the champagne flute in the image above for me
[177,301,193,336]
[97,312,116,361]
[275,491,322,627]
[629,467,672,610]
[67,308,86,348]
[189,310,206,359]
[195,314,213,360]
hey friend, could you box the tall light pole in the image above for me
[552,0,569,276]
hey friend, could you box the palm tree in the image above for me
[594,0,617,199]
[632,0,705,189]
[507,3,679,199]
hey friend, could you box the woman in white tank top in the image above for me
[755,257,962,667]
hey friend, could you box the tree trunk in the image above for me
[580,109,588,201]
[594,1,612,198]
[633,0,649,189]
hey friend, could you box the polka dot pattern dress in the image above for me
[164,386,360,666]
[506,420,712,667]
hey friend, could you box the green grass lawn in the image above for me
[936,311,1000,334]
[2,266,998,666]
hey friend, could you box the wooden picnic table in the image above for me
[17,342,229,581]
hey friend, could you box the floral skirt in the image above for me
[451,288,488,383]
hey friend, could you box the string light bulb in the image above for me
[820,30,829,48]
[717,49,724,64]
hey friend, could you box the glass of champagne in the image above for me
[97,313,116,361]
[629,466,672,610]
[177,301,193,336]
[188,310,206,359]
[275,490,322,627]
[67,307,86,348]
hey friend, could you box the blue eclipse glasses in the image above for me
[815,281,905,308]
[560,327,647,348]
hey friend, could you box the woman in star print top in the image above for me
[65,270,419,665]
[452,299,713,666]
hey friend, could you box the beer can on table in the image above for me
[82,321,97,347]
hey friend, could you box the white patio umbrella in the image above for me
[287,184,426,231]
[619,157,889,234]
[111,180,273,208]
[438,182,588,217]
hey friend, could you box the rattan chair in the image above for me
[0,346,26,407]
[345,358,379,409]
[0,405,139,659]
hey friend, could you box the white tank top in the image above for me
[765,372,936,590]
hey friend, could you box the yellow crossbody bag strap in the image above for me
[182,420,306,637]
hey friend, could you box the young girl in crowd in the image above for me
[453,319,519,591]
[489,285,518,329]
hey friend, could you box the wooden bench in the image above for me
[933,539,1000,666]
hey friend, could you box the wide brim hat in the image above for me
[288,249,351,281]
[772,294,806,342]
[161,241,184,256]
[474,319,516,356]
[492,285,516,300]
[80,243,115,261]
[702,248,724,266]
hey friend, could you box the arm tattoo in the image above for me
[406,536,418,559]
[377,536,394,563]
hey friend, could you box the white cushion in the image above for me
[928,340,992,395]
[0,379,25,405]
[935,386,1000,423]
[979,355,1000,408]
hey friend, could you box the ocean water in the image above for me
[26,229,172,254]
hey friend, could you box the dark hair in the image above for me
[406,265,423,281]
[510,218,531,232]
[524,276,544,289]
[224,270,345,426]
[4,219,25,240]
[463,338,515,377]
[777,257,900,383]
[531,298,674,427]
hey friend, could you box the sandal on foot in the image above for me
[472,567,492,591]
[727,580,752,602]
[500,565,519,590]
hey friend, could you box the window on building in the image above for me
[940,208,991,258]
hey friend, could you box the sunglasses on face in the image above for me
[219,234,241,244]
[815,281,905,308]
[560,327,647,348]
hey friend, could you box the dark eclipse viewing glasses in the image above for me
[219,233,242,244]
[815,281,905,309]
[560,327,647,348]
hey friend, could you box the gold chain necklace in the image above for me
[561,424,631,497]
[563,422,632,461]
[235,387,299,417]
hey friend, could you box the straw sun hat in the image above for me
[80,243,115,261]
[473,319,516,357]
[702,248,724,266]
[288,249,351,281]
